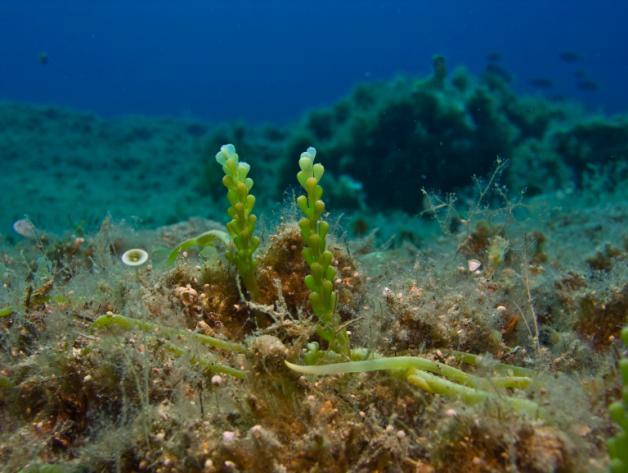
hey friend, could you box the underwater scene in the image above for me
[1,2,627,472]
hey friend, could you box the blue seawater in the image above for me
[1,0,626,122]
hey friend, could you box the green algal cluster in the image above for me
[162,144,540,415]
[215,144,260,299]
[288,146,540,415]
[609,326,628,472]
[296,146,349,355]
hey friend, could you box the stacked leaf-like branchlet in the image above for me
[609,327,628,472]
[215,144,260,299]
[296,147,349,355]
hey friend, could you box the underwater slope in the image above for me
[0,60,627,472]
[1,59,627,236]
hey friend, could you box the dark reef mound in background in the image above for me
[203,57,627,213]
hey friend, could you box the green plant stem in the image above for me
[449,350,534,377]
[163,341,245,379]
[286,355,539,416]
[91,314,246,354]
[406,369,540,416]
[166,230,230,265]
[286,355,531,390]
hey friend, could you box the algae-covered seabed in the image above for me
[1,66,627,472]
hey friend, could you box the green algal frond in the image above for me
[296,146,349,355]
[215,144,260,299]
[608,327,628,472]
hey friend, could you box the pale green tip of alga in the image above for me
[0,306,14,318]
[0,375,13,389]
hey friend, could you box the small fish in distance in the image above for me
[486,52,502,63]
[576,79,599,92]
[528,77,553,89]
[559,51,582,63]
[484,64,512,83]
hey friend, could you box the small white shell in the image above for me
[121,248,149,267]
[13,218,36,239]
[222,431,236,442]
[467,259,482,272]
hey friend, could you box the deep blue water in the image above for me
[1,0,627,122]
